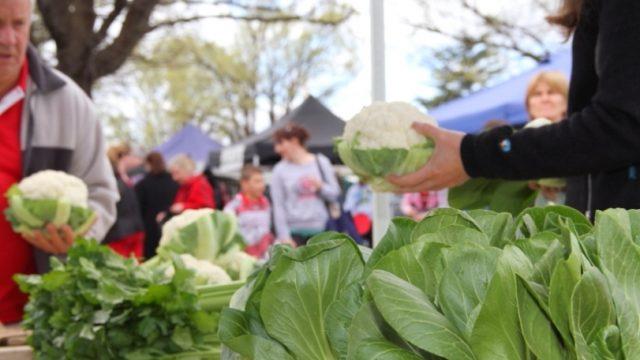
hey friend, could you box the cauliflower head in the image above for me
[159,208,215,247]
[4,170,95,236]
[216,248,257,281]
[18,170,89,207]
[336,101,437,192]
[165,254,232,285]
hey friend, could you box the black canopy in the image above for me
[210,95,345,170]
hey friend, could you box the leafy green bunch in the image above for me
[16,238,242,360]
[219,205,640,359]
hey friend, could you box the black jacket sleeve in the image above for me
[461,0,640,180]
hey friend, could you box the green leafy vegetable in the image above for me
[16,239,241,359]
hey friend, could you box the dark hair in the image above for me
[146,151,166,175]
[546,0,583,37]
[273,124,310,146]
[240,164,262,181]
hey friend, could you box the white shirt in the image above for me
[0,85,25,115]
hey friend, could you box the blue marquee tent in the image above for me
[429,48,572,133]
[155,124,222,165]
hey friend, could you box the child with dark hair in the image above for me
[224,165,273,258]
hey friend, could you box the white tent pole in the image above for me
[370,0,392,246]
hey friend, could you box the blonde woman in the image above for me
[525,71,568,123]
[524,71,569,205]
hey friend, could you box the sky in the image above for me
[191,0,455,133]
[326,1,432,121]
[95,0,566,144]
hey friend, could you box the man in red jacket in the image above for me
[0,0,34,324]
[0,0,118,324]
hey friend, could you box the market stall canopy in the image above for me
[155,124,222,169]
[210,95,345,176]
[430,48,572,133]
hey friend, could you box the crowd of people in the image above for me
[104,122,448,264]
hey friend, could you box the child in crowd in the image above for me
[224,165,273,258]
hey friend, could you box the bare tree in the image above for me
[413,0,558,62]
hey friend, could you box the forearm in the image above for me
[462,104,640,180]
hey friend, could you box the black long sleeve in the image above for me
[461,0,640,180]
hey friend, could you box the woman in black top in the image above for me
[390,0,640,218]
[135,152,179,258]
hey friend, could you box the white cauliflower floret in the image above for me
[166,254,232,285]
[343,101,437,149]
[217,248,257,281]
[160,208,215,246]
[18,170,89,208]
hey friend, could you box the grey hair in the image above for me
[169,154,196,175]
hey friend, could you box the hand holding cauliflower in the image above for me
[4,170,96,253]
[336,102,438,192]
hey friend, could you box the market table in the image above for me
[0,327,32,360]
[0,346,33,360]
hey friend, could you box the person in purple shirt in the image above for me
[269,124,341,246]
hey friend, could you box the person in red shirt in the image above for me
[157,154,215,223]
[0,1,35,324]
[0,0,118,324]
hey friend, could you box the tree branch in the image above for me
[94,0,129,44]
[413,23,546,62]
[94,0,161,79]
[460,0,547,51]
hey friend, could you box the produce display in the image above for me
[153,209,258,282]
[336,102,437,192]
[219,205,640,359]
[448,178,537,215]
[10,168,638,360]
[16,238,243,360]
[4,170,96,237]
[12,206,259,359]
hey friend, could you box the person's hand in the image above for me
[403,208,417,219]
[24,224,75,254]
[412,212,427,222]
[388,123,470,192]
[279,238,297,248]
[156,212,166,223]
[308,177,323,193]
[170,203,185,214]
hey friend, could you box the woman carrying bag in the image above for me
[270,124,342,246]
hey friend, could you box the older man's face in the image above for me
[0,0,31,85]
